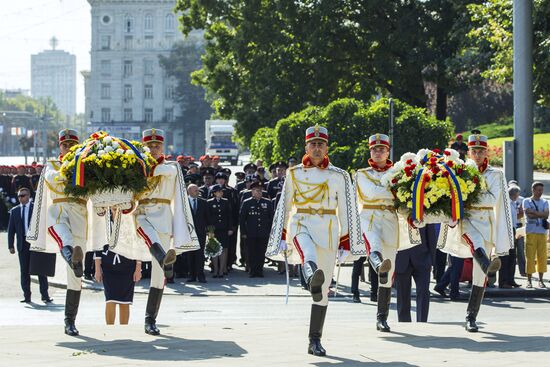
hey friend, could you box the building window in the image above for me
[101,15,112,25]
[144,108,153,123]
[164,36,174,49]
[144,14,153,31]
[100,60,111,75]
[165,108,174,122]
[124,36,133,50]
[125,15,133,33]
[101,83,111,99]
[123,60,133,77]
[144,84,153,99]
[165,85,174,100]
[124,84,132,100]
[124,108,133,121]
[101,108,111,122]
[144,35,154,49]
[144,59,154,75]
[165,14,175,31]
[100,35,111,50]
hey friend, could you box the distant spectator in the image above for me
[498,185,523,288]
[522,182,548,288]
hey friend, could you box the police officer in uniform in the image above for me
[199,167,216,199]
[207,184,234,277]
[239,182,273,277]
[266,161,288,199]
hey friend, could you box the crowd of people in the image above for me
[4,125,549,358]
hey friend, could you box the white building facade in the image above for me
[31,49,76,118]
[86,0,181,146]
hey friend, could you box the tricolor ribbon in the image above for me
[411,153,464,223]
[72,140,97,187]
[118,138,150,177]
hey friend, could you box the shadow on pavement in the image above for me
[57,333,247,361]
[380,330,550,353]
[313,355,418,367]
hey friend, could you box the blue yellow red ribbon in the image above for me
[72,140,96,187]
[410,153,464,222]
[118,138,150,177]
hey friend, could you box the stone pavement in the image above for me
[2,320,549,366]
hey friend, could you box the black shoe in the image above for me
[42,297,53,303]
[145,323,160,335]
[84,274,93,281]
[376,287,392,332]
[465,317,478,332]
[352,293,361,303]
[376,319,391,332]
[303,262,325,302]
[434,286,447,298]
[64,322,79,336]
[20,298,31,303]
[308,338,326,356]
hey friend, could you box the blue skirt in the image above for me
[100,250,136,304]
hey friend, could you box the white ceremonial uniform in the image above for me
[267,162,364,306]
[134,158,199,288]
[354,167,398,289]
[439,164,514,286]
[27,159,88,291]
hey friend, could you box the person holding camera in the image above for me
[523,181,548,289]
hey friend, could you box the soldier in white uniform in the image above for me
[135,128,199,335]
[267,125,364,356]
[439,132,514,332]
[27,129,88,336]
[354,133,395,332]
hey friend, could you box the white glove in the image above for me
[337,249,350,264]
[278,240,287,252]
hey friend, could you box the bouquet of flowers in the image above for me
[204,225,222,258]
[382,148,486,226]
[59,131,157,208]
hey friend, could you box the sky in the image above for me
[0,0,91,113]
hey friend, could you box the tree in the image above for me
[467,0,550,106]
[159,32,213,156]
[250,98,454,171]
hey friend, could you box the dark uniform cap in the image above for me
[184,173,201,184]
[250,181,263,190]
[268,163,276,172]
[188,162,199,168]
[202,167,216,177]
[223,168,232,175]
[243,163,257,172]
[215,172,229,180]
[210,184,223,193]
[275,161,289,169]
[235,172,246,179]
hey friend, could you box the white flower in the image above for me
[112,141,120,149]
[125,150,135,155]
[444,148,460,162]
[98,150,106,157]
[96,144,104,150]
[105,146,114,153]
[416,149,432,160]
[102,136,112,145]
[116,148,124,155]
[399,152,418,165]
[143,146,151,153]
[464,159,477,168]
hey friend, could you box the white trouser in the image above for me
[471,241,494,287]
[47,222,86,291]
[379,245,397,289]
[294,233,336,307]
[137,222,170,289]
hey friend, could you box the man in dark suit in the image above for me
[239,182,273,277]
[187,184,208,283]
[394,224,438,322]
[7,187,52,303]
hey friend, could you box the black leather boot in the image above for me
[472,247,501,275]
[302,261,325,302]
[465,285,485,332]
[64,289,81,336]
[376,287,392,332]
[145,287,164,335]
[149,243,177,278]
[308,304,327,356]
[60,246,83,278]
[369,251,391,285]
